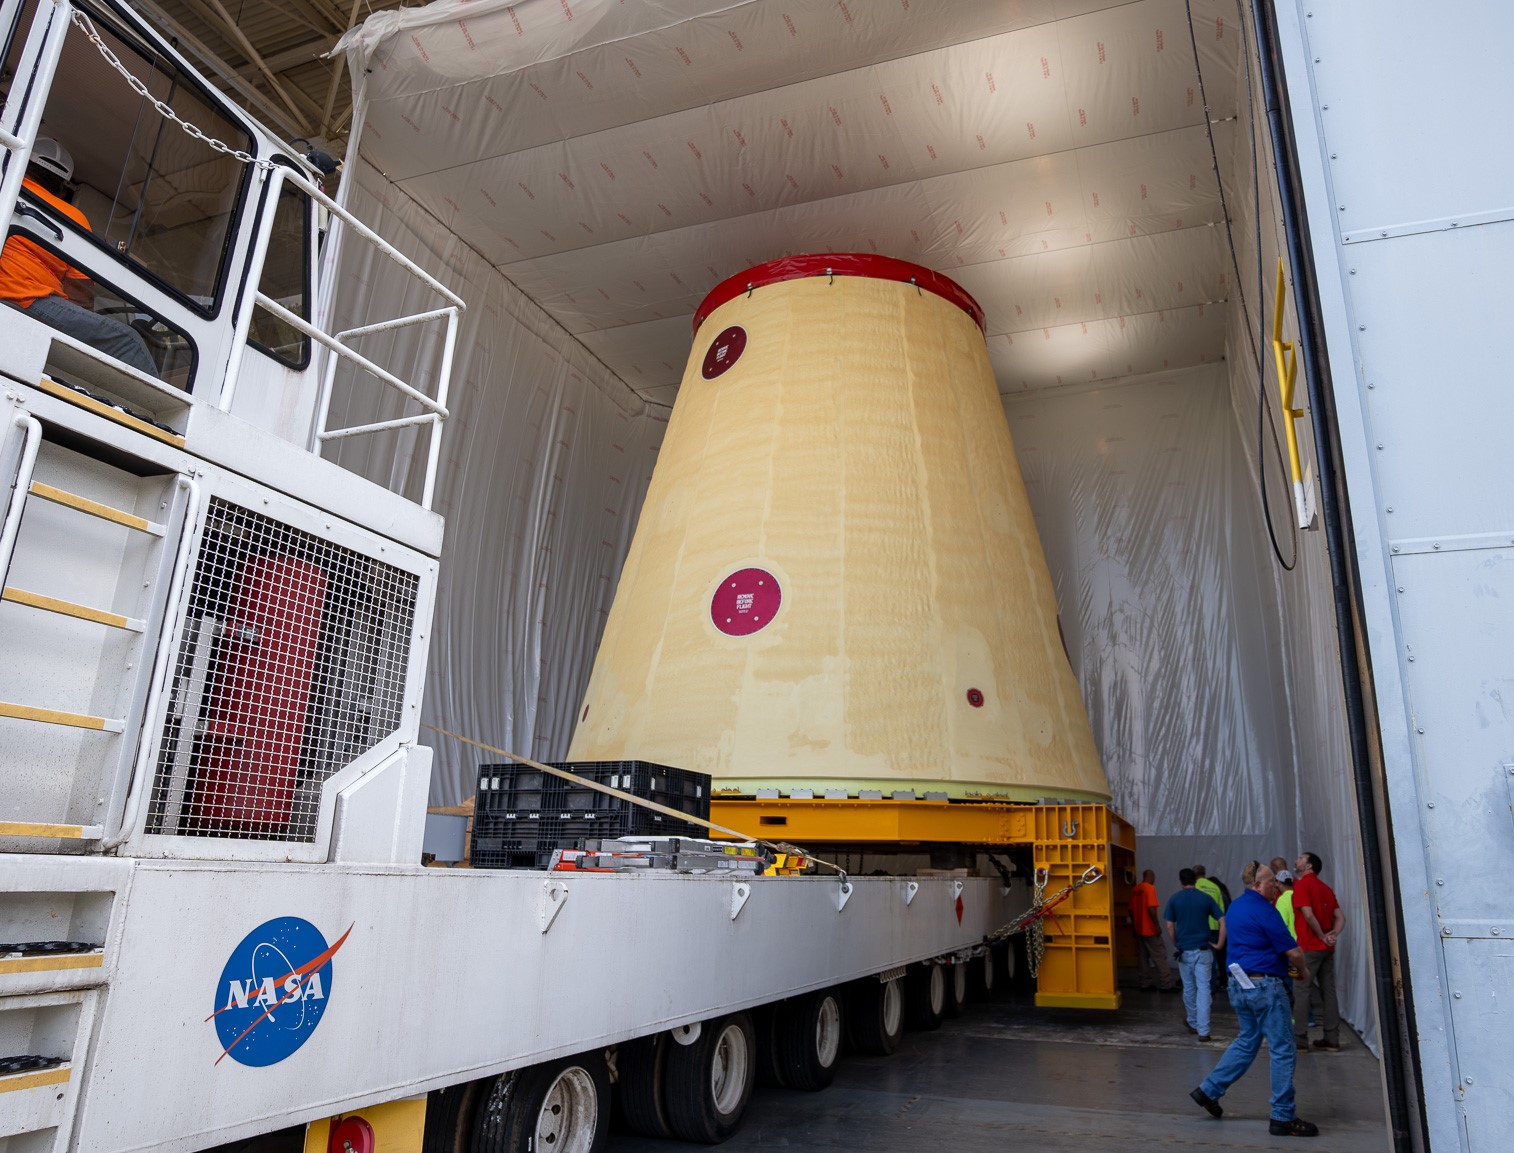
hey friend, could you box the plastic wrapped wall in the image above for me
[328,161,665,804]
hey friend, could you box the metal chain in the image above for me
[988,865,1106,979]
[68,9,276,171]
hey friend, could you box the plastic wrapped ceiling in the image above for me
[334,0,1376,1051]
[337,0,1242,406]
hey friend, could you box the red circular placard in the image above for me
[711,567,782,636]
[701,326,747,379]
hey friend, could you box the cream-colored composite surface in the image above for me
[567,274,1108,801]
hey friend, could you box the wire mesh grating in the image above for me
[145,498,418,842]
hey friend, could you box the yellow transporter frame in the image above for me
[710,797,1135,1009]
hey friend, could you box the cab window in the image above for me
[248,177,312,368]
[3,0,253,312]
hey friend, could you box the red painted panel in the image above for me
[196,555,327,830]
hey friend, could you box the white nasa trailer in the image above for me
[0,3,1016,1152]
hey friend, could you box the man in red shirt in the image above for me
[1291,851,1344,1052]
[0,138,156,375]
[1129,868,1175,991]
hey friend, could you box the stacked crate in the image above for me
[468,761,711,870]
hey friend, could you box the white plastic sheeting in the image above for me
[331,0,1377,1051]
[326,160,664,804]
[1006,364,1375,1053]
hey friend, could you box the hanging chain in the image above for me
[68,9,277,172]
[989,865,1105,979]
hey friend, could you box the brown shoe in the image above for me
[1311,1039,1341,1052]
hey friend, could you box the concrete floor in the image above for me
[609,987,1389,1153]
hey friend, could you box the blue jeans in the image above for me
[1179,948,1213,1035]
[1201,975,1298,1121]
[21,295,157,376]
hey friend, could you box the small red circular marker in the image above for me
[711,567,781,636]
[701,325,747,379]
[966,688,985,708]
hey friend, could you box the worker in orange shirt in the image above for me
[1,138,157,376]
[1129,868,1176,991]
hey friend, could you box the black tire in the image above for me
[663,1013,757,1144]
[424,1080,484,1153]
[905,963,945,1031]
[472,1052,610,1153]
[942,960,968,1019]
[616,1034,672,1139]
[846,975,904,1056]
[753,1004,788,1088]
[968,948,996,1000]
[773,988,845,1092]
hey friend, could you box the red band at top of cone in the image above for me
[693,254,986,336]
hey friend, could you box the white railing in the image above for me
[221,163,464,511]
[0,0,72,233]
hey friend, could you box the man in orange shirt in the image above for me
[1,138,156,375]
[1129,868,1175,991]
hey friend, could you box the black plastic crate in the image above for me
[551,761,710,829]
[474,765,567,814]
[469,761,711,870]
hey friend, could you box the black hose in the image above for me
[1249,4,1423,1150]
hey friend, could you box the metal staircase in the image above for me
[0,408,192,849]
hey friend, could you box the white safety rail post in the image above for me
[0,0,73,232]
[220,165,464,511]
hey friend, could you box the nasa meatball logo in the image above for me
[208,917,352,1066]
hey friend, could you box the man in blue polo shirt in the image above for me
[1189,861,1319,1138]
[1163,868,1223,1040]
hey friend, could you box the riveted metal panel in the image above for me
[1389,547,1514,929]
[1345,225,1514,543]
[1305,1,1514,240]
[1441,937,1514,1149]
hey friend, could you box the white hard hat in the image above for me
[30,137,73,182]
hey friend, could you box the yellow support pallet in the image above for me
[1031,804,1135,1010]
[709,795,1135,1010]
[708,795,1036,845]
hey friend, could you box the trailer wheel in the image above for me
[753,1004,788,1088]
[905,963,945,1031]
[773,987,844,1091]
[969,948,996,1000]
[942,961,968,1019]
[615,1033,673,1139]
[846,975,904,1056]
[473,1052,610,1153]
[424,1079,483,1153]
[663,1013,756,1144]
